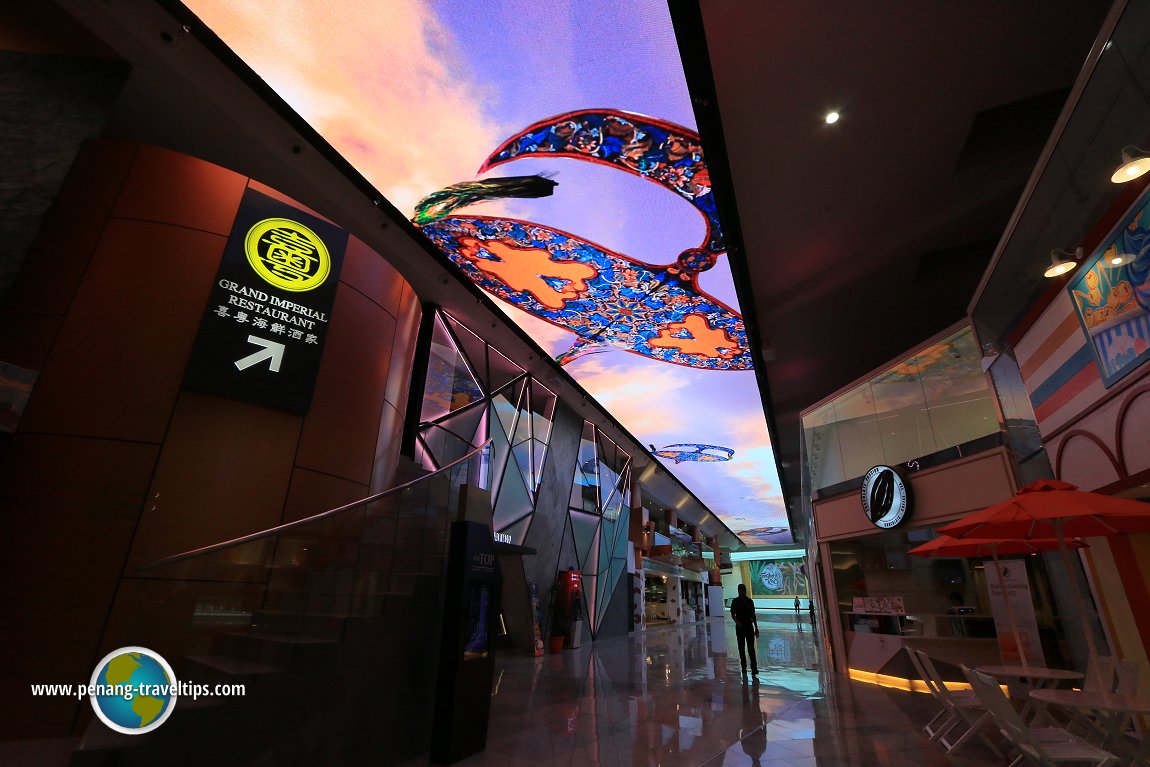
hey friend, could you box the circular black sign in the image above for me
[861,465,912,529]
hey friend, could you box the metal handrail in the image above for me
[139,439,492,570]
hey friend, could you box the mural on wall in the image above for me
[1069,185,1150,387]
[746,559,808,597]
[180,0,792,546]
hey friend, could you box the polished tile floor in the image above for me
[431,617,1004,767]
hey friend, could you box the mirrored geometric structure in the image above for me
[416,310,556,547]
[568,422,631,635]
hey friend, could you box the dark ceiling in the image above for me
[695,1,1113,519]
[17,0,1120,547]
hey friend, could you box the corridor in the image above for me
[417,618,1002,767]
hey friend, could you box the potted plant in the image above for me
[548,582,571,653]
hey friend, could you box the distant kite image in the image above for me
[653,444,734,463]
[414,109,751,371]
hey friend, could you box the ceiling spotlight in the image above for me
[1111,146,1150,183]
[825,111,840,125]
[1044,247,1083,278]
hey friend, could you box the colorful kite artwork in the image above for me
[654,444,735,463]
[416,109,752,371]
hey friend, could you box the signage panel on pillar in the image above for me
[183,188,348,413]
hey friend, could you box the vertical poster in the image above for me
[986,560,1046,666]
[183,187,349,413]
[528,580,544,657]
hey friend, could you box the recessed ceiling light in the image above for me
[825,111,840,125]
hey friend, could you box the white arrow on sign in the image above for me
[234,335,285,372]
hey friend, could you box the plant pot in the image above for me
[549,635,566,653]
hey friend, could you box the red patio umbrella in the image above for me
[938,479,1150,660]
[909,534,1086,668]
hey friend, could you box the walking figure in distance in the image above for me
[731,584,759,676]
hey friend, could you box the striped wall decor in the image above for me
[1015,292,1104,434]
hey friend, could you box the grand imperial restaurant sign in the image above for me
[183,188,348,413]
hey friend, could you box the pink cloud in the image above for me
[185,0,507,214]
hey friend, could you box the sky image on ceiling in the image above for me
[183,0,792,545]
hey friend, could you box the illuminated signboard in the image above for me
[183,0,791,545]
[184,187,347,413]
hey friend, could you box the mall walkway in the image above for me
[417,618,1003,767]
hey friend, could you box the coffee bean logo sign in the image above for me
[861,465,911,529]
[868,469,895,521]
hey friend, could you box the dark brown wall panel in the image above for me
[126,390,301,568]
[0,314,62,370]
[282,467,370,524]
[384,283,421,414]
[0,433,158,738]
[1,140,137,318]
[371,402,405,493]
[19,221,225,443]
[112,144,247,235]
[297,284,397,484]
[342,234,407,316]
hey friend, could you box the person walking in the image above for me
[730,584,759,676]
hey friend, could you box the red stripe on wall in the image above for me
[1020,313,1081,381]
[1033,363,1099,424]
[1105,537,1150,654]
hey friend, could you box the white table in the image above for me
[1030,689,1150,765]
[975,665,1086,688]
[976,665,1085,722]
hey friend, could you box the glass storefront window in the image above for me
[801,325,1001,491]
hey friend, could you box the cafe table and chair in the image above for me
[1029,689,1150,766]
[962,666,1119,767]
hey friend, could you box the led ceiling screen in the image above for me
[184,0,791,545]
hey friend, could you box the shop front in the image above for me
[801,324,1086,682]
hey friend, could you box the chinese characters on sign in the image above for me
[183,187,348,413]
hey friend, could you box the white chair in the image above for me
[906,647,956,742]
[912,649,1002,757]
[962,665,1118,767]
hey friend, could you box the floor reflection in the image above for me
[415,618,1001,767]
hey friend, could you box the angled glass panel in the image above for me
[487,401,512,500]
[491,379,526,446]
[570,510,600,571]
[528,380,557,440]
[421,313,483,423]
[597,432,623,514]
[498,513,533,547]
[528,381,557,490]
[603,465,629,521]
[492,455,534,532]
[418,423,471,469]
[443,312,491,390]
[414,432,437,472]
[529,439,549,492]
[510,388,534,494]
[487,345,525,393]
[434,400,487,448]
[511,441,534,498]
[569,421,599,514]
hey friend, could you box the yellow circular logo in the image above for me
[244,218,330,292]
